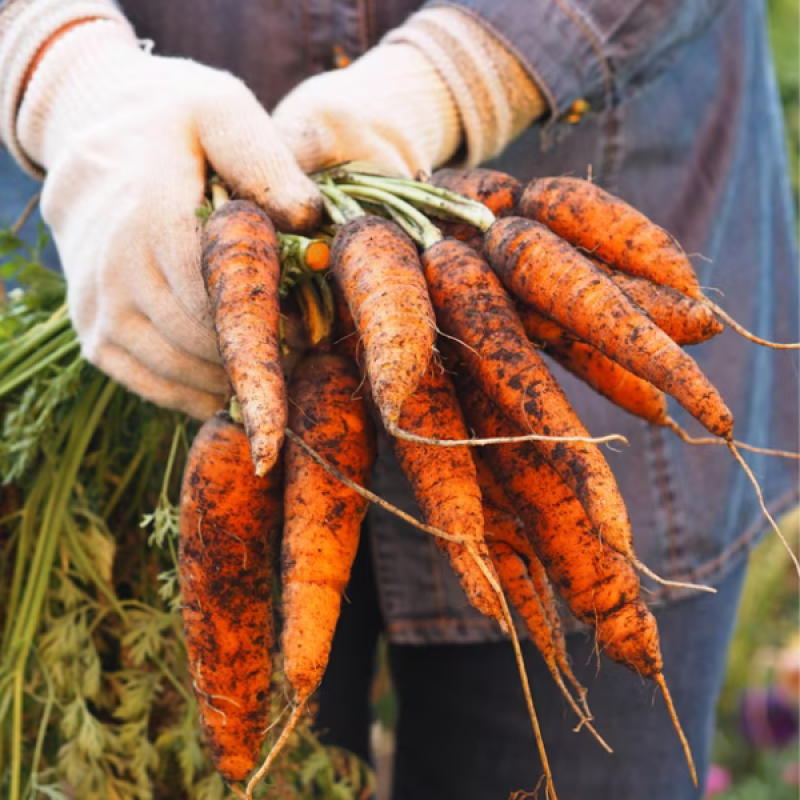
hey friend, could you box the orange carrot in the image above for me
[330,216,436,429]
[484,216,734,438]
[178,410,282,782]
[459,384,697,783]
[282,353,376,701]
[423,239,635,563]
[520,176,800,350]
[431,168,523,216]
[430,167,522,248]
[391,365,505,625]
[589,258,724,345]
[519,176,701,296]
[305,240,330,272]
[517,305,670,425]
[473,454,591,719]
[201,199,286,476]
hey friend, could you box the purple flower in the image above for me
[738,687,799,749]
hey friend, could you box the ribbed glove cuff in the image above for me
[385,8,545,167]
[0,0,134,177]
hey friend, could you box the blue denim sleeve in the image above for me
[426,0,733,117]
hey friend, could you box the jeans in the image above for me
[314,533,748,800]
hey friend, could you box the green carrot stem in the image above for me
[0,336,80,399]
[325,170,496,231]
[102,446,148,519]
[319,183,366,224]
[11,378,115,657]
[0,304,70,377]
[336,184,443,250]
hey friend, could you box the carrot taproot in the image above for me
[589,257,724,345]
[430,167,522,248]
[473,454,593,722]
[432,168,523,216]
[330,216,436,429]
[178,410,282,782]
[484,216,734,438]
[391,364,505,625]
[282,353,376,701]
[517,305,670,425]
[518,176,701,296]
[201,199,286,476]
[517,307,793,466]
[520,176,800,350]
[422,239,636,563]
[459,383,697,783]
[329,288,503,622]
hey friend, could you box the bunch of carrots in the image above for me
[178,166,799,799]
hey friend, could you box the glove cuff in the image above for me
[386,8,546,167]
[0,0,135,177]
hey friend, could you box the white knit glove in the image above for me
[1,3,322,419]
[273,7,546,177]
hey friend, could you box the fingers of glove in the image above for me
[91,340,227,421]
[107,312,228,397]
[128,141,222,363]
[194,74,323,234]
[63,261,228,398]
[41,127,221,366]
[274,110,413,178]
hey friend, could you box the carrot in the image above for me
[431,168,523,216]
[178,410,282,782]
[517,305,670,425]
[329,280,361,365]
[459,385,697,783]
[391,364,505,625]
[473,454,593,723]
[428,167,521,248]
[330,284,503,623]
[519,176,800,350]
[202,199,286,476]
[518,307,797,465]
[281,353,376,702]
[330,216,436,429]
[484,216,734,438]
[422,239,636,564]
[518,176,701,296]
[305,240,330,272]
[595,263,724,346]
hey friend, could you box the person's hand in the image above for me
[273,7,546,179]
[4,10,322,419]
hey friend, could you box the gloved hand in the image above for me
[1,1,322,419]
[273,7,546,178]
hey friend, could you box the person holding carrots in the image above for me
[0,1,797,798]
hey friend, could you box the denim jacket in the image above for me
[1,0,797,644]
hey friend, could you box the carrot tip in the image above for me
[633,559,717,594]
[655,673,697,787]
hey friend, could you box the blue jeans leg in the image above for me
[388,557,748,800]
